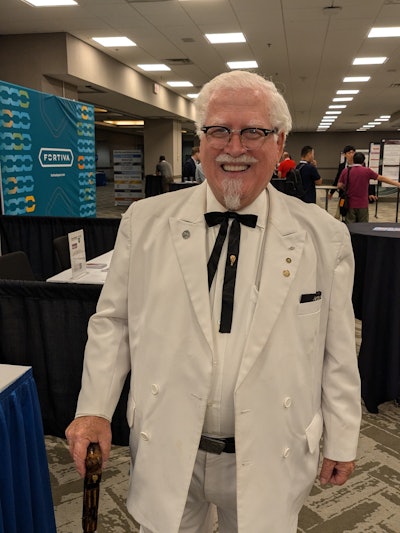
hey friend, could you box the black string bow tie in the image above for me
[204,211,258,333]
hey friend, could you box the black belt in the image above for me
[199,435,235,454]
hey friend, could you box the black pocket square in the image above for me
[300,291,321,303]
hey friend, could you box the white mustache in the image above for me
[215,154,258,164]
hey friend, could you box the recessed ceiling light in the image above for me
[329,105,347,109]
[368,27,400,38]
[353,57,387,65]
[187,93,199,99]
[380,115,391,119]
[343,76,370,82]
[227,60,258,69]
[205,32,246,44]
[333,97,354,102]
[104,120,144,126]
[21,0,77,5]
[337,90,360,95]
[326,111,342,115]
[137,64,170,72]
[167,81,193,87]
[92,37,136,47]
[321,118,336,122]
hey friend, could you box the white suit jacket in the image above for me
[76,182,361,533]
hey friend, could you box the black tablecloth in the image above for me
[0,280,129,445]
[349,223,400,412]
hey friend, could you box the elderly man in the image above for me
[66,71,361,533]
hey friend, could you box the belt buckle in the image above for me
[203,437,225,454]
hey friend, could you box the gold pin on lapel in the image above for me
[230,255,236,266]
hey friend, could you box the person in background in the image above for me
[296,145,322,203]
[66,70,361,533]
[156,155,173,192]
[195,161,206,183]
[338,151,400,223]
[329,145,355,200]
[182,146,200,181]
[277,151,296,178]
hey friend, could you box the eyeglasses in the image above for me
[201,125,277,150]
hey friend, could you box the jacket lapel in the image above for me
[236,186,306,389]
[169,184,214,352]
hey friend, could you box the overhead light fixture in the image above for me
[187,93,199,99]
[343,76,370,82]
[380,115,391,119]
[337,89,359,94]
[167,81,193,87]
[353,57,387,65]
[21,0,77,5]
[333,97,353,102]
[329,105,347,109]
[137,64,170,72]
[326,110,342,115]
[205,32,246,44]
[368,27,400,38]
[92,37,136,47]
[322,5,342,16]
[227,60,258,69]
[104,120,144,126]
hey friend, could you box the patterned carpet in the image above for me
[47,398,400,533]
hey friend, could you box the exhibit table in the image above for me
[349,223,400,412]
[316,185,336,210]
[47,250,113,284]
[0,365,56,533]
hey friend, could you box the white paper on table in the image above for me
[68,229,86,279]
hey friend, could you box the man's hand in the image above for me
[319,457,356,486]
[65,416,112,477]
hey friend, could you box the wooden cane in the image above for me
[82,442,102,532]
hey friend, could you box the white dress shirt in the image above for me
[203,185,268,437]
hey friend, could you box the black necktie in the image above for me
[204,211,258,333]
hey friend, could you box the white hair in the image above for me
[195,70,292,140]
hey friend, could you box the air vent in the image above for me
[389,83,400,88]
[165,58,193,66]
[182,38,196,43]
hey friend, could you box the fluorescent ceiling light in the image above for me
[167,81,193,87]
[205,32,246,44]
[187,93,199,99]
[137,64,170,72]
[326,111,342,115]
[227,60,258,69]
[22,0,77,5]
[104,120,144,126]
[343,76,370,82]
[92,37,136,47]
[380,115,391,119]
[321,119,335,122]
[329,105,346,109]
[353,57,387,65]
[337,90,359,95]
[333,97,353,102]
[368,27,400,38]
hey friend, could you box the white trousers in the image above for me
[140,449,237,533]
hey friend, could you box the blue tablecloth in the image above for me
[0,367,56,533]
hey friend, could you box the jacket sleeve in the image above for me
[321,226,361,461]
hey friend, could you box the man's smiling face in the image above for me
[200,87,284,210]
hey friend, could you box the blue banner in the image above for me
[0,81,96,216]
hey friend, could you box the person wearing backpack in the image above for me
[296,146,322,203]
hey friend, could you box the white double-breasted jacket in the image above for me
[76,182,361,532]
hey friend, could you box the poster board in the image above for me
[113,149,143,206]
[0,81,96,216]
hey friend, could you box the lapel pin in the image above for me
[230,255,236,266]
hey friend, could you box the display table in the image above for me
[47,250,113,284]
[349,223,400,412]
[0,365,56,533]
[316,185,336,210]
